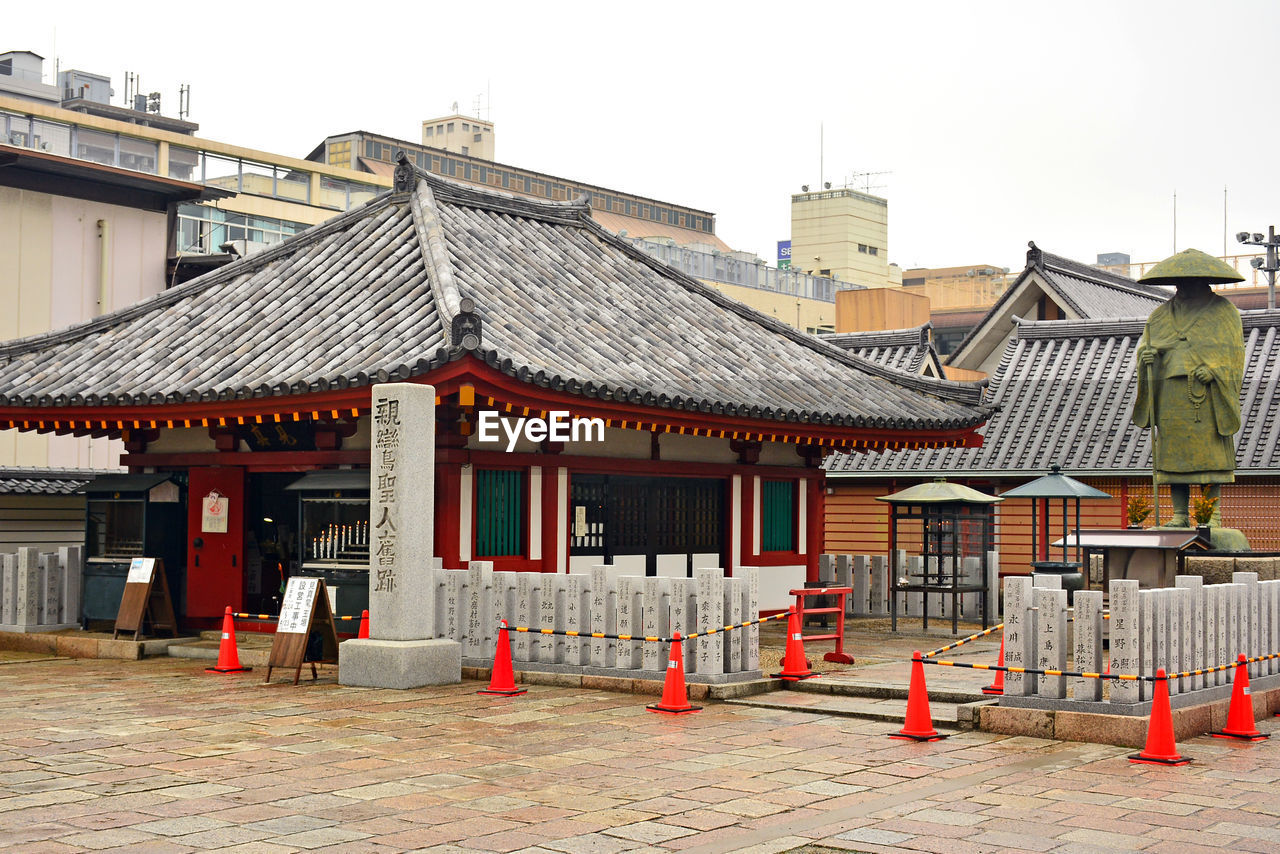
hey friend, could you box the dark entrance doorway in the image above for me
[570,474,724,575]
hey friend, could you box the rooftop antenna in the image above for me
[819,122,824,190]
[846,169,891,193]
[179,84,190,119]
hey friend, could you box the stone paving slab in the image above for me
[0,652,1277,853]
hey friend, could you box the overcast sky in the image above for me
[10,1,1280,273]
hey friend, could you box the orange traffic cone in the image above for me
[1212,654,1268,742]
[478,620,526,696]
[773,610,818,680]
[205,606,252,673]
[1129,669,1190,765]
[891,651,947,741]
[357,609,370,639]
[647,633,702,715]
[982,635,1005,695]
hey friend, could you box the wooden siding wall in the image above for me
[825,477,1280,574]
[0,495,86,553]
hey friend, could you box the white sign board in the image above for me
[278,576,320,634]
[575,505,588,538]
[126,557,156,584]
[202,491,229,533]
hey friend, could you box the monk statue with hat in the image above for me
[1132,248,1245,529]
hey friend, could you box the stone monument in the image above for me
[1131,248,1249,549]
[339,383,462,689]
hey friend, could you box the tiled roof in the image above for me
[0,467,102,495]
[828,310,1280,477]
[0,165,988,434]
[947,242,1170,368]
[820,324,943,376]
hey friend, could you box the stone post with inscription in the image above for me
[339,383,461,689]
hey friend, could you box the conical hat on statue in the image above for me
[1139,248,1245,285]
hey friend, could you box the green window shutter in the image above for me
[762,481,794,552]
[477,469,525,557]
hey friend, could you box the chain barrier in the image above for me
[501,610,792,645]
[230,612,363,622]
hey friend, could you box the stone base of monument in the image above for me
[339,638,461,689]
[1205,527,1251,551]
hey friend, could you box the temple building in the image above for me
[0,157,987,626]
[825,243,1280,571]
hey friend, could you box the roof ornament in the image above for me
[1026,240,1043,268]
[393,149,415,194]
[451,296,483,351]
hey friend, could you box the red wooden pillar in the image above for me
[186,466,245,620]
[806,476,824,582]
[436,462,462,569]
[541,466,559,572]
[740,475,756,568]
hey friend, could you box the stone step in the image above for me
[787,677,992,704]
[168,637,273,667]
[725,689,993,727]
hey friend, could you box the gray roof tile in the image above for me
[0,167,990,433]
[828,309,1280,477]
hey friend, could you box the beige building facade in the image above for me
[789,187,893,288]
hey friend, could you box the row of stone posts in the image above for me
[818,551,999,619]
[0,546,83,632]
[423,561,761,681]
[1003,571,1280,708]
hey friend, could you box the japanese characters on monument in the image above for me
[373,396,401,595]
[367,383,435,642]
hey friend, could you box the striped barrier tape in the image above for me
[921,650,1280,683]
[502,610,792,644]
[923,624,1003,659]
[230,612,364,622]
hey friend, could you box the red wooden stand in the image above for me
[788,586,854,664]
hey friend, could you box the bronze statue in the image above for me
[1132,249,1244,527]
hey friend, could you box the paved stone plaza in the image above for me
[1,653,1279,854]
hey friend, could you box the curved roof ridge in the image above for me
[820,323,932,348]
[0,191,396,362]
[572,215,988,409]
[1037,248,1169,299]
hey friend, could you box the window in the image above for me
[462,122,470,131]
[447,122,454,132]
[858,244,868,253]
[462,146,469,156]
[868,246,879,256]
[473,133,482,142]
[425,126,433,137]
[762,480,795,552]
[476,469,526,557]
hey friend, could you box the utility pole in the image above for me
[1237,226,1279,310]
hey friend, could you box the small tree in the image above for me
[1126,492,1152,527]
[1192,492,1218,527]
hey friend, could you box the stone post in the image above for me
[1108,579,1140,704]
[15,548,39,630]
[1003,576,1035,696]
[739,566,760,671]
[589,566,616,668]
[724,577,745,672]
[443,571,465,645]
[340,383,461,688]
[641,577,669,672]
[695,567,725,676]
[616,575,641,670]
[1,553,16,626]
[1072,590,1103,701]
[1157,588,1176,696]
[1035,587,1067,699]
[869,555,887,616]
[669,577,697,671]
[538,576,564,664]
[1139,590,1157,702]
[60,545,83,630]
[987,551,1000,620]
[818,554,835,584]
[1234,572,1261,677]
[563,573,588,666]
[464,562,493,660]
[1175,576,1204,691]
[837,555,855,614]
